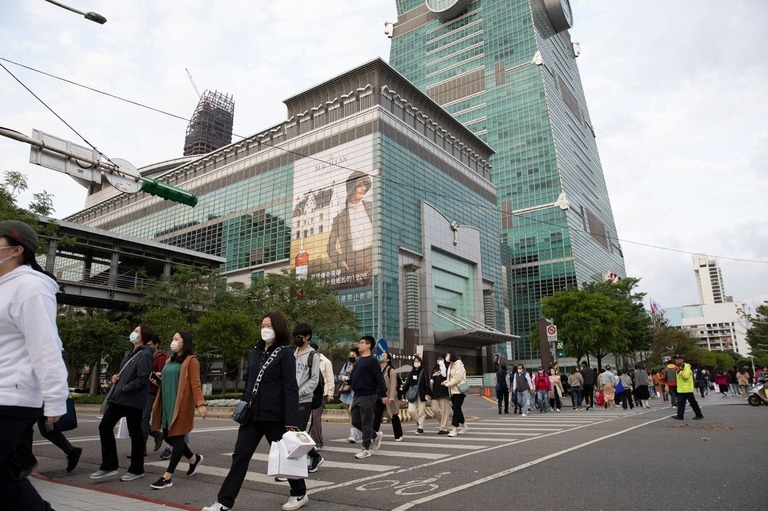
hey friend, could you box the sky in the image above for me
[1,0,767,313]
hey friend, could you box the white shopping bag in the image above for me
[115,417,130,439]
[282,430,316,458]
[267,440,308,479]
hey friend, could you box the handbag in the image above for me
[267,440,308,479]
[53,397,78,432]
[405,385,418,403]
[282,430,316,458]
[458,382,470,394]
[232,347,283,424]
[615,378,624,394]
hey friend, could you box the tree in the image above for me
[746,303,768,364]
[540,277,652,369]
[248,270,358,347]
[196,309,257,395]
[649,326,698,366]
[1,170,59,250]
[134,266,223,325]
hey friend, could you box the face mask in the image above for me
[294,336,305,346]
[377,355,386,363]
[437,360,444,366]
[414,362,421,368]
[170,340,181,352]
[261,328,275,342]
[518,369,523,374]
[0,255,14,265]
[538,370,543,374]
[348,357,356,364]
[129,332,140,344]
[445,356,451,363]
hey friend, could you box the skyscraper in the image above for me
[389,0,626,360]
[692,254,727,304]
[183,90,235,156]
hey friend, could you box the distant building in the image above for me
[388,0,626,363]
[665,303,749,357]
[183,90,235,156]
[65,58,516,372]
[692,253,728,305]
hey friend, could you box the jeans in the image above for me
[217,420,305,508]
[536,389,550,412]
[675,392,703,419]
[668,386,678,406]
[351,394,377,449]
[516,391,531,414]
[297,403,320,461]
[0,408,53,510]
[450,393,465,427]
[98,403,144,474]
[570,387,582,408]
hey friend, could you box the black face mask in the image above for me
[348,357,356,364]
[294,336,305,346]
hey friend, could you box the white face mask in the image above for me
[170,340,181,352]
[414,362,421,368]
[129,331,140,344]
[0,255,14,265]
[261,328,275,342]
[518,369,523,374]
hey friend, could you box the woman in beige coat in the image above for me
[150,331,207,489]
[441,351,467,437]
[372,352,403,441]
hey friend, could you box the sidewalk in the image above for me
[32,475,198,511]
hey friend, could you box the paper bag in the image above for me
[267,440,308,479]
[116,417,130,439]
[282,430,316,458]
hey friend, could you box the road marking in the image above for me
[220,453,400,472]
[390,416,670,510]
[144,462,334,488]
[338,440,486,450]
[319,447,448,459]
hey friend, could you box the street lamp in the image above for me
[44,0,107,24]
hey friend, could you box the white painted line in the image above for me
[319,447,448,459]
[390,416,670,510]
[144,462,334,488]
[220,453,400,472]
[359,441,488,450]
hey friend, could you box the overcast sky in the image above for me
[1,0,766,313]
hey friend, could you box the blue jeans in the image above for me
[570,387,582,408]
[536,390,550,412]
[516,391,530,414]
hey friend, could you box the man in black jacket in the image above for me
[350,336,388,459]
[580,361,596,410]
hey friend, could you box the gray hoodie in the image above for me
[294,344,320,404]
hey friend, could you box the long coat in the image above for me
[151,355,205,436]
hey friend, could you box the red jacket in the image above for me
[149,349,168,395]
[535,373,551,391]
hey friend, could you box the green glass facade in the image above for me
[390,0,626,360]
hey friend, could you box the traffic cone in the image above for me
[483,387,491,398]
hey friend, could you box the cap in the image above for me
[674,353,684,359]
[0,220,39,253]
[537,366,543,370]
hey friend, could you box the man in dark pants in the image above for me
[671,354,703,421]
[580,361,596,410]
[350,336,389,459]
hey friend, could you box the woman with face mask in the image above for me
[429,356,451,434]
[91,324,154,482]
[203,312,308,511]
[372,352,403,442]
[0,220,69,508]
[440,351,468,437]
[403,355,428,434]
[149,331,207,490]
[338,347,361,443]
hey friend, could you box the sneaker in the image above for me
[394,437,404,442]
[275,477,288,482]
[120,472,144,482]
[160,447,172,460]
[437,430,449,435]
[90,469,118,480]
[693,415,704,420]
[282,495,308,511]
[670,415,683,420]
[521,412,528,416]
[457,424,468,434]
[355,448,372,459]
[153,433,164,452]
[372,431,383,451]
[202,503,231,511]
[187,454,204,476]
[415,428,424,435]
[447,428,457,437]
[347,434,356,443]
[66,447,82,473]
[150,477,173,489]
[308,455,324,473]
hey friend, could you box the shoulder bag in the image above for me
[233,347,283,425]
[99,350,143,414]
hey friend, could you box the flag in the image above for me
[650,299,664,317]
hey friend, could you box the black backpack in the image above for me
[308,352,324,409]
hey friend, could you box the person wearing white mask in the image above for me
[203,312,308,511]
[0,220,69,509]
[92,324,154,481]
[441,351,468,437]
[149,330,206,489]
[429,356,451,434]
[403,355,428,434]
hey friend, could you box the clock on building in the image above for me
[425,0,471,22]
[543,0,573,33]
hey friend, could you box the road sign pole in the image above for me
[538,318,552,370]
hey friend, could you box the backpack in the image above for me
[307,352,324,409]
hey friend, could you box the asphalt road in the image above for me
[30,393,767,510]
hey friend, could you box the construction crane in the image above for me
[185,68,202,99]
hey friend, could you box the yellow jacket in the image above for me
[675,363,695,393]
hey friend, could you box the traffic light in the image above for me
[556,341,565,358]
[140,178,198,207]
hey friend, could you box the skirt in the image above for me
[602,383,615,401]
[635,385,650,400]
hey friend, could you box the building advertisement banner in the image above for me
[291,137,375,292]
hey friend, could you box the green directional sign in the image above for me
[141,178,198,207]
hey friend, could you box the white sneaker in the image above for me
[347,428,356,443]
[556,408,561,412]
[202,503,231,511]
[447,427,457,437]
[282,495,308,511]
[120,472,144,482]
[457,424,468,434]
[372,431,383,451]
[355,448,372,459]
[521,412,528,416]
[90,469,118,480]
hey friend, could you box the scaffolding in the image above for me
[183,90,235,156]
